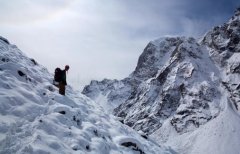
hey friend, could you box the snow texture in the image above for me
[0,37,174,154]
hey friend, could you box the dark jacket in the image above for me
[61,70,67,85]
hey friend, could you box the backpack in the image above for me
[54,68,63,82]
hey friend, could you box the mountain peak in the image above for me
[132,36,200,80]
[234,7,240,16]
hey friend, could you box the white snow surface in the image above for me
[0,38,174,154]
[152,91,240,154]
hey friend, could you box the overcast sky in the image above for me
[0,0,239,90]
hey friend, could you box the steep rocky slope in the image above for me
[83,36,221,135]
[82,8,240,154]
[201,8,240,110]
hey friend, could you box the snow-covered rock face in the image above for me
[132,37,183,80]
[202,7,240,111]
[83,8,240,154]
[202,8,240,68]
[82,78,135,113]
[0,37,174,153]
[84,37,222,134]
[115,37,221,134]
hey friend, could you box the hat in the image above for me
[65,65,70,70]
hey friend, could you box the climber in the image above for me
[54,65,70,95]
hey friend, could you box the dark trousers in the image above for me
[59,82,66,95]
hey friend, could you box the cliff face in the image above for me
[202,8,240,110]
[84,37,222,134]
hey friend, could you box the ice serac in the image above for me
[83,8,240,154]
[0,37,173,154]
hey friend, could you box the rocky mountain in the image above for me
[0,37,174,153]
[201,8,240,109]
[82,8,240,154]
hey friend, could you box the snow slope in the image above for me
[152,90,240,154]
[0,37,175,154]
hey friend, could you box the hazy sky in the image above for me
[0,0,239,90]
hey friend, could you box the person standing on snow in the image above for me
[59,65,70,95]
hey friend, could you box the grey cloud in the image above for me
[0,0,71,24]
[0,0,239,89]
